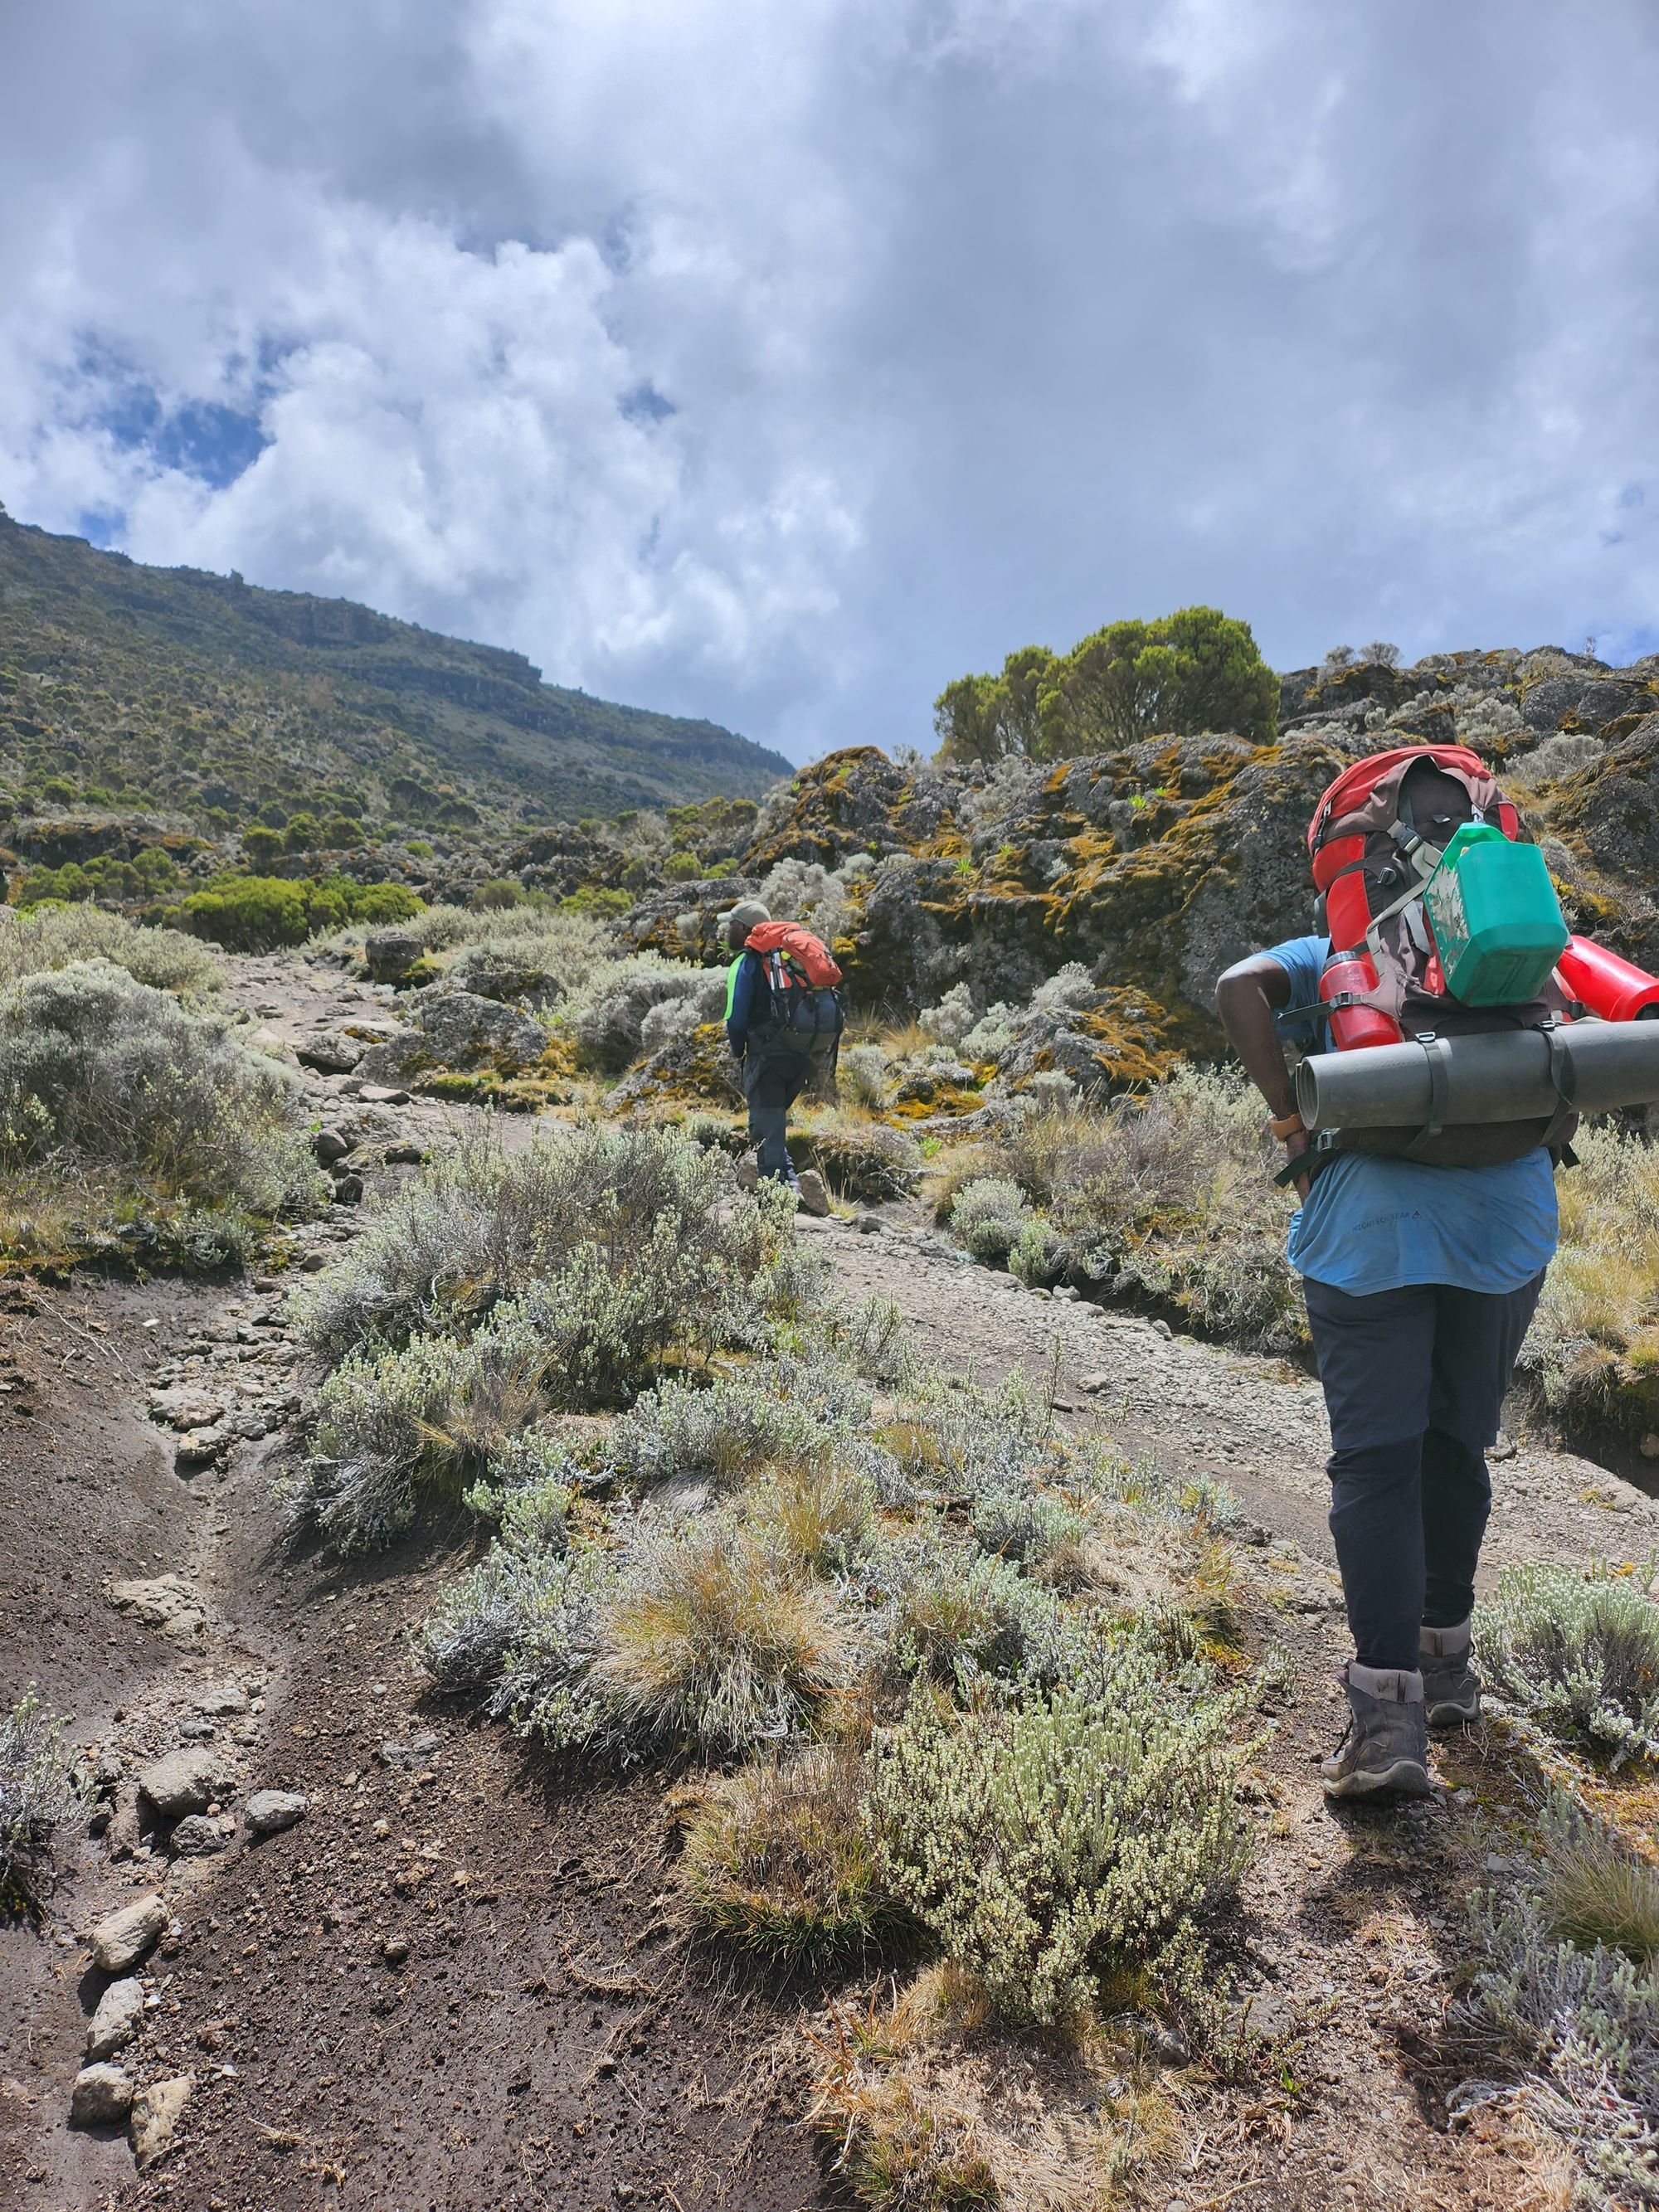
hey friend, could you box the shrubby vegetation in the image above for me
[417,1282,1255,2027]
[1475,1564,1659,1767]
[0,958,320,1265]
[0,1689,87,1908]
[935,604,1277,762]
[0,902,221,994]
[1467,1797,1659,2209]
[288,1124,820,1551]
[179,871,422,951]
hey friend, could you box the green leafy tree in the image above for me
[936,607,1276,762]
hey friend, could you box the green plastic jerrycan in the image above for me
[1422,821,1569,1007]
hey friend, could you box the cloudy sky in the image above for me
[2,1,1657,762]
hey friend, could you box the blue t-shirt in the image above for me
[1264,933,1559,1296]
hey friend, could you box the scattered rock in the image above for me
[313,1126,353,1166]
[108,1575,209,1640]
[358,1084,411,1106]
[71,2064,134,2128]
[1642,1432,1659,1461]
[378,1733,439,1770]
[364,928,421,984]
[795,1167,831,1218]
[195,1684,248,1717]
[330,1171,365,1205]
[138,1748,232,1822]
[245,1789,309,1834]
[174,1422,234,1467]
[383,1141,425,1165]
[85,1979,145,2061]
[129,2073,194,2168]
[854,1213,886,1234]
[146,1386,225,1432]
[169,1814,228,1858]
[382,1935,410,1966]
[89,1894,167,1974]
[295,1033,364,1075]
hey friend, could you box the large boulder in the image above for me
[89,1894,167,1973]
[356,989,548,1082]
[137,1747,233,1822]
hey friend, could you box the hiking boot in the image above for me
[1419,1617,1481,1730]
[734,1154,759,1194]
[795,1168,830,1218]
[1321,1663,1432,1801]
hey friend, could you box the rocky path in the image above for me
[2,946,1652,2210]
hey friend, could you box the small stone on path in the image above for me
[245,1789,309,1834]
[71,2064,134,2128]
[129,2073,194,2168]
[89,1894,167,1973]
[85,1978,145,2061]
[138,1747,231,1821]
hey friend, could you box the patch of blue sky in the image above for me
[620,382,675,425]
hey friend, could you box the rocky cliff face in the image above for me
[625,646,1659,1048]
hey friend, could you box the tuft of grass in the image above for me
[1539,1798,1659,1963]
[0,1689,88,1908]
[591,1521,858,1757]
[679,1748,912,1970]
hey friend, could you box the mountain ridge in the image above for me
[0,506,791,832]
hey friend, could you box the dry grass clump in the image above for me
[1476,1564,1659,1768]
[1467,1799,1659,2209]
[679,1748,910,1968]
[0,958,320,1266]
[811,1969,1175,2211]
[0,1688,88,1908]
[1520,1121,1659,1448]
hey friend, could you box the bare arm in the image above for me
[1214,953,1311,1193]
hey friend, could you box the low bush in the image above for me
[0,1689,88,1908]
[1467,1812,1659,2207]
[0,905,221,994]
[679,1748,909,1968]
[601,1364,864,1490]
[796,1118,922,1203]
[864,1529,1066,1697]
[868,1635,1253,2025]
[568,954,723,1072]
[838,1044,890,1111]
[294,1122,800,1359]
[948,1177,1031,1266]
[180,872,406,951]
[0,960,319,1262]
[1476,1564,1659,1767]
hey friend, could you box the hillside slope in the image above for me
[0,507,791,834]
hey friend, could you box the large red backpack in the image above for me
[745,921,844,1060]
[1300,745,1574,1166]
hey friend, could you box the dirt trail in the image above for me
[3,944,1653,2210]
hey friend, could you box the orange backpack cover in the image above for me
[743,920,843,988]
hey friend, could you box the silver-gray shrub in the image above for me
[1476,1564,1659,1767]
[1467,1835,1659,2206]
[971,1485,1090,1566]
[602,1359,868,1490]
[294,1216,810,1553]
[568,954,722,1072]
[0,907,222,994]
[948,1175,1031,1265]
[858,1524,1067,1697]
[294,1122,800,1360]
[1,1688,88,1905]
[0,960,317,1222]
[868,1635,1254,2025]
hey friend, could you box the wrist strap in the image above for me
[1268,1110,1305,1141]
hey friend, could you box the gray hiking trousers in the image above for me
[741,1043,812,1181]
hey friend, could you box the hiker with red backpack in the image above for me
[721,897,844,1215]
[1219,744,1659,1801]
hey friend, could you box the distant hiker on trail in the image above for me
[721,897,842,1217]
[1217,747,1567,1802]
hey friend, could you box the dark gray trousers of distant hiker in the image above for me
[742,1043,811,1181]
[1303,1271,1545,1673]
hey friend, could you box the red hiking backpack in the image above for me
[1300,745,1574,1167]
[745,921,845,1060]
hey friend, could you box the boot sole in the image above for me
[1426,1699,1480,1731]
[1322,1758,1433,1801]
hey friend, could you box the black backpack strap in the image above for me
[1540,1022,1579,1151]
[1401,1033,1452,1159]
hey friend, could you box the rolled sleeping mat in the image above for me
[1295,1018,1659,1135]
